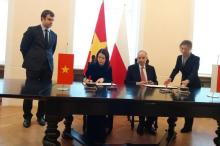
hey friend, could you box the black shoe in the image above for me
[23,119,31,128]
[137,124,144,135]
[106,127,112,135]
[62,130,74,140]
[37,117,46,126]
[181,126,192,133]
[145,126,157,135]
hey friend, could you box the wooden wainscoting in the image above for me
[74,69,84,81]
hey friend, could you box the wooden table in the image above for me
[1,79,220,146]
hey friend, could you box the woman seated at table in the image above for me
[83,48,113,143]
[84,49,112,83]
[125,50,158,136]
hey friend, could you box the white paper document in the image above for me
[145,84,178,89]
[96,83,116,86]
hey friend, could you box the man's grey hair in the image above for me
[137,50,148,57]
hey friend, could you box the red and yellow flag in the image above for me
[83,1,107,74]
[57,53,74,84]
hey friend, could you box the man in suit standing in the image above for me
[20,10,57,128]
[125,50,158,135]
[164,40,201,133]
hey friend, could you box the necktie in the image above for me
[45,29,49,47]
[182,56,188,66]
[183,58,187,66]
[140,67,147,81]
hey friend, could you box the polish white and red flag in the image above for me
[211,65,220,93]
[110,11,129,85]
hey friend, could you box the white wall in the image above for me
[3,0,194,105]
[140,0,194,85]
[3,0,75,105]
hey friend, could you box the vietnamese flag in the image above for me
[83,1,107,75]
[110,11,129,85]
[211,65,220,93]
[57,53,74,84]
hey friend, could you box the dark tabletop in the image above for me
[0,79,220,104]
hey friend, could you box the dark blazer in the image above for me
[85,63,112,83]
[20,25,57,71]
[170,54,201,88]
[125,64,158,85]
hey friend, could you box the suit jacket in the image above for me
[125,64,158,85]
[85,63,112,83]
[170,54,201,88]
[20,25,57,71]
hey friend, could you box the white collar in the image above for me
[182,53,191,59]
[41,24,51,32]
[139,64,145,69]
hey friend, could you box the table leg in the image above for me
[43,114,63,146]
[214,118,220,146]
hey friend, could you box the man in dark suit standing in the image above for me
[164,40,201,133]
[20,10,57,128]
[125,50,158,135]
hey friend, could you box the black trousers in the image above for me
[80,115,114,144]
[184,117,194,128]
[169,116,193,129]
[86,116,108,143]
[23,63,52,120]
[139,116,157,129]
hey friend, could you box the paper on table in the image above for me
[145,84,178,89]
[96,83,116,86]
[83,82,116,86]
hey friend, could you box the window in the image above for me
[193,0,220,76]
[0,0,8,65]
[73,0,140,69]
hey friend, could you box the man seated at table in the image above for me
[125,50,158,135]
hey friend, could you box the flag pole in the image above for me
[217,54,220,65]
[216,54,220,97]
[63,42,69,89]
[63,42,68,89]
[208,55,220,98]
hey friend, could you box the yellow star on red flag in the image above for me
[62,66,69,73]
[57,54,74,85]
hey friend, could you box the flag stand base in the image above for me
[207,92,220,98]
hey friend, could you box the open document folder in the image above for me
[144,84,178,89]
[83,82,116,86]
[96,83,116,86]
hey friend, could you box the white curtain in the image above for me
[0,0,8,65]
[73,0,141,69]
[193,0,220,76]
